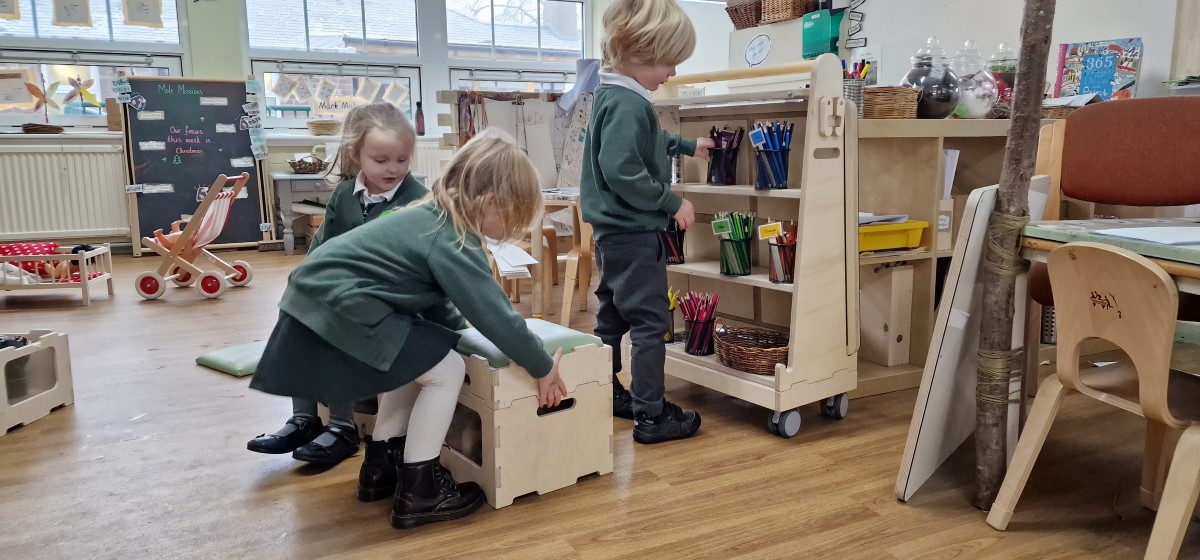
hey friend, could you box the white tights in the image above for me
[372,350,465,463]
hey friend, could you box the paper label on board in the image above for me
[758,222,782,240]
[125,184,144,193]
[199,96,228,106]
[137,111,165,120]
[938,215,951,230]
[215,123,236,133]
[143,183,174,194]
[138,141,166,151]
[230,157,255,168]
[845,38,867,49]
[116,92,131,103]
[711,218,732,235]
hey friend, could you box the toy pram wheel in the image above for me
[230,260,253,287]
[135,271,165,300]
[169,265,195,287]
[197,271,227,299]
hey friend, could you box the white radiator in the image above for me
[412,140,452,185]
[0,145,129,242]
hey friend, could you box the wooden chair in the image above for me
[559,202,594,327]
[989,242,1200,559]
[1025,98,1200,390]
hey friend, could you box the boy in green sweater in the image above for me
[581,0,714,444]
[247,103,426,466]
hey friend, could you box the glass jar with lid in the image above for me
[950,40,999,118]
[900,36,961,119]
[987,42,1018,113]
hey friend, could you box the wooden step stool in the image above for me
[441,319,614,509]
[2,330,74,436]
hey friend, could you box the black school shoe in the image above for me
[292,423,360,464]
[246,415,323,454]
[613,389,635,420]
[633,401,702,444]
[358,436,406,502]
[391,458,486,530]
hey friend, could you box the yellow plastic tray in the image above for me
[859,220,929,252]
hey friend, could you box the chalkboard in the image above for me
[123,77,266,249]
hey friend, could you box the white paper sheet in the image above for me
[942,149,960,200]
[1093,227,1200,245]
[483,98,558,190]
[859,212,909,225]
[486,240,537,279]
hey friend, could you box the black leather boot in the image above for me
[357,436,405,502]
[391,458,485,529]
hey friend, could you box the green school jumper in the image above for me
[307,174,428,254]
[250,202,554,404]
[579,83,697,240]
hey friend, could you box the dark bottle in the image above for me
[415,101,425,136]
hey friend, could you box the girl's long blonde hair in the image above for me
[425,128,541,247]
[325,102,416,184]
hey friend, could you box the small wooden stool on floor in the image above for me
[1,330,74,437]
[441,319,614,509]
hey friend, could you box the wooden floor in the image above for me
[1,249,1196,559]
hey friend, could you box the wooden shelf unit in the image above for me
[654,55,859,435]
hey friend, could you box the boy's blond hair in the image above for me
[423,128,541,246]
[326,102,417,184]
[601,0,696,69]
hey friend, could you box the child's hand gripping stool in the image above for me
[249,128,567,530]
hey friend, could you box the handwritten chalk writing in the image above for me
[176,148,203,154]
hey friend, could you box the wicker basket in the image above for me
[725,0,762,30]
[306,119,342,136]
[863,87,919,119]
[760,0,817,24]
[714,325,790,376]
[288,155,328,174]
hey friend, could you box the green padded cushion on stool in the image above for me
[455,318,602,368]
[195,341,266,378]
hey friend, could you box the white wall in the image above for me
[588,0,734,74]
[856,0,1179,98]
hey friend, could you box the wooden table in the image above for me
[1023,218,1200,295]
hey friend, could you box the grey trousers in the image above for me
[594,231,669,418]
[293,398,354,428]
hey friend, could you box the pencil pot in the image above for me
[843,79,865,118]
[664,311,676,343]
[707,148,740,186]
[659,228,686,265]
[719,239,752,276]
[684,319,716,356]
[768,241,796,284]
[754,149,790,190]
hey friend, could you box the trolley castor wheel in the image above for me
[821,393,849,420]
[768,409,801,438]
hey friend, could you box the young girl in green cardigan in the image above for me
[249,129,568,529]
[246,103,427,466]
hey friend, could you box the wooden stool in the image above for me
[441,319,614,508]
[1,330,74,436]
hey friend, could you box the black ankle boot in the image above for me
[358,436,405,502]
[391,458,485,529]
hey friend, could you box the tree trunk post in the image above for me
[975,0,1058,511]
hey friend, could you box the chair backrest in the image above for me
[1059,97,1200,207]
[1047,242,1181,426]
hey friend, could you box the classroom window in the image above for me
[0,52,179,128]
[251,61,420,130]
[0,0,181,44]
[450,69,574,93]
[446,0,583,63]
[245,0,419,57]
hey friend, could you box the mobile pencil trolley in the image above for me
[653,54,858,438]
